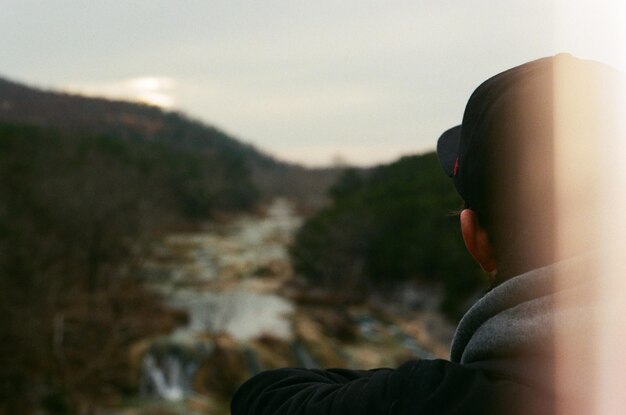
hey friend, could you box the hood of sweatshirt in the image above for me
[450,253,600,400]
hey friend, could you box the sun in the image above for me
[126,77,176,108]
[63,76,177,109]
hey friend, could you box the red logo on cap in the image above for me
[453,158,459,177]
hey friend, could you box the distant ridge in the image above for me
[0,76,340,206]
[0,76,270,163]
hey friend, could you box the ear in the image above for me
[460,209,497,273]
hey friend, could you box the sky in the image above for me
[1,1,625,167]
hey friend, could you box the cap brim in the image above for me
[436,125,462,178]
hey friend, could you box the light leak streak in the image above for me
[552,1,626,413]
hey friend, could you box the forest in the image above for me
[290,153,484,318]
[0,122,257,412]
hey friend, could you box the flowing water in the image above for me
[139,199,301,402]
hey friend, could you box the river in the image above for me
[119,198,453,414]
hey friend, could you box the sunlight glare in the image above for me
[63,76,177,109]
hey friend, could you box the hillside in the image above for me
[0,77,259,157]
[290,154,486,319]
[0,76,340,207]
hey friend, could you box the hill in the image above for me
[0,77,265,161]
[0,76,340,207]
[290,153,486,319]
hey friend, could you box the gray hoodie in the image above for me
[451,253,599,410]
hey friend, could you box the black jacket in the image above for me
[230,358,550,415]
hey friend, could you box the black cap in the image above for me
[436,53,615,209]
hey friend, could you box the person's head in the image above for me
[438,54,624,283]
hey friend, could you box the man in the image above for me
[231,54,624,415]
